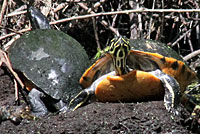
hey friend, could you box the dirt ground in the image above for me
[0,68,199,134]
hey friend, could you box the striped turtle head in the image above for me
[109,36,131,75]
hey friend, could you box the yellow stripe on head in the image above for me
[109,36,130,75]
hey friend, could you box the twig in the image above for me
[155,26,161,40]
[53,3,69,13]
[7,8,200,20]
[160,0,165,41]
[0,28,31,41]
[187,21,193,52]
[195,2,200,48]
[0,26,24,35]
[7,5,27,18]
[0,0,8,25]
[77,2,118,35]
[184,49,200,61]
[50,8,200,25]
[111,11,118,28]
[111,0,123,34]
[92,17,101,50]
[13,5,27,12]
[7,10,27,18]
[88,0,108,13]
[129,1,137,39]
[147,0,155,39]
[137,4,142,37]
[3,8,200,42]
[3,34,21,51]
[171,29,192,47]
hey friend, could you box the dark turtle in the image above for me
[8,29,89,116]
[69,36,198,115]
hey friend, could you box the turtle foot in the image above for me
[0,105,34,125]
[184,105,200,131]
[28,88,48,116]
[58,106,70,114]
[69,90,91,111]
[164,98,182,116]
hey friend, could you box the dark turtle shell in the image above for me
[130,39,183,61]
[8,29,89,101]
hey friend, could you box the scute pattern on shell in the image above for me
[9,29,89,101]
[130,39,183,60]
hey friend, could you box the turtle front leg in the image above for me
[191,105,200,123]
[150,69,181,115]
[69,90,91,111]
[28,88,48,116]
[69,71,117,111]
[0,105,22,124]
[0,105,34,124]
[69,87,95,111]
[181,92,200,130]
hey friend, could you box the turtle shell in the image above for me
[8,29,89,101]
[128,39,198,92]
[130,39,183,61]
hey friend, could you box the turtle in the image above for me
[1,6,89,117]
[6,29,89,116]
[0,6,89,122]
[69,36,198,115]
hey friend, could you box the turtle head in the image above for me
[109,36,130,75]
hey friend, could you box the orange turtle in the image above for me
[69,36,198,114]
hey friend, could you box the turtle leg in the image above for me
[181,90,200,130]
[69,71,116,111]
[0,105,22,124]
[69,86,95,111]
[0,105,34,124]
[28,88,48,116]
[150,69,181,115]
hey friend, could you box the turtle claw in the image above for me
[192,105,200,121]
[189,105,200,127]
[182,105,200,132]
[69,90,91,111]
[58,106,70,114]
[0,105,34,125]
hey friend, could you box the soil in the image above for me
[0,68,198,134]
